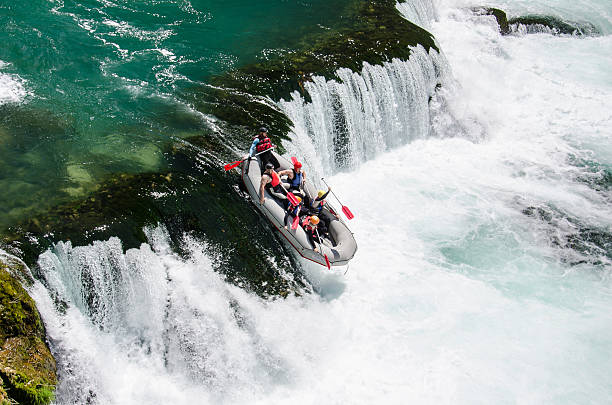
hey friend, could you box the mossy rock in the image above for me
[188,0,438,141]
[508,15,599,36]
[0,260,56,405]
[2,142,308,298]
[471,7,510,35]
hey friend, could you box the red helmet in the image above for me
[294,161,302,169]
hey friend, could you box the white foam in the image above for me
[27,0,612,403]
[279,45,446,176]
[396,0,439,28]
[0,61,29,105]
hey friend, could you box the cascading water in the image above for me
[396,0,439,28]
[11,0,612,403]
[279,45,448,175]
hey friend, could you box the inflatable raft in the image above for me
[241,152,357,267]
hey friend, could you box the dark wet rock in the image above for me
[508,15,600,36]
[470,7,600,37]
[522,205,612,265]
[471,7,510,35]
[2,140,308,298]
[1,0,436,298]
[186,0,438,144]
[567,154,612,194]
[0,258,56,405]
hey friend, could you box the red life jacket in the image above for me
[269,170,280,187]
[255,136,273,152]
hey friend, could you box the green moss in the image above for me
[2,142,307,298]
[0,261,56,405]
[188,0,437,143]
[472,7,510,35]
[508,15,599,36]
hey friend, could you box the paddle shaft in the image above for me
[225,147,275,171]
[321,178,344,206]
[315,228,331,269]
[321,178,354,220]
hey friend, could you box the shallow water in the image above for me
[2,0,612,403]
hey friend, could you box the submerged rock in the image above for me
[471,7,510,35]
[508,15,599,36]
[0,258,56,405]
[522,205,612,266]
[3,139,307,298]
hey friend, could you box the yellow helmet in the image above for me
[317,190,325,198]
[310,215,320,225]
[296,196,302,203]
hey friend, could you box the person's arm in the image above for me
[259,176,268,204]
[278,169,292,177]
[249,139,259,157]
[316,187,331,202]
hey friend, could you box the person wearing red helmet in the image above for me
[279,160,306,198]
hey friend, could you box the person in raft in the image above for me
[279,160,306,200]
[309,187,331,216]
[306,187,334,229]
[302,215,326,251]
[248,127,280,173]
[259,163,286,204]
[283,194,303,229]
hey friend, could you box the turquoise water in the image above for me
[1,0,612,403]
[0,0,351,226]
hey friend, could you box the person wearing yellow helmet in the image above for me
[310,186,331,215]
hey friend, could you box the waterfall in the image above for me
[279,45,447,175]
[34,226,295,404]
[395,0,439,29]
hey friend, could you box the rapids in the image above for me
[2,0,612,403]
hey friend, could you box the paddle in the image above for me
[223,147,276,171]
[291,214,300,230]
[281,187,300,206]
[291,156,298,165]
[321,178,354,220]
[315,228,331,270]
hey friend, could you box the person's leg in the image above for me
[258,153,270,174]
[270,153,281,170]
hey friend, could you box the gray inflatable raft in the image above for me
[241,152,357,267]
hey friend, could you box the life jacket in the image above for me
[289,203,301,216]
[255,136,273,153]
[265,171,280,188]
[290,169,303,188]
[311,199,325,213]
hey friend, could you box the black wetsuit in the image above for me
[259,150,280,173]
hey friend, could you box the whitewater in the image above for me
[18,0,612,403]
